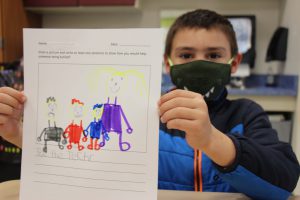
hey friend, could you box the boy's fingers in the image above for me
[0,115,8,125]
[0,87,26,103]
[166,118,195,131]
[11,106,24,120]
[0,103,14,116]
[160,107,201,123]
[159,89,202,105]
[0,93,21,109]
[159,97,202,116]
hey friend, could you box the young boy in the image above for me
[0,9,299,200]
[157,9,299,200]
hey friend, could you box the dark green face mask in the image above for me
[169,59,233,101]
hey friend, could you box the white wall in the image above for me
[42,0,282,74]
[281,0,300,75]
[281,0,300,195]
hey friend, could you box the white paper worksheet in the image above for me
[21,29,163,200]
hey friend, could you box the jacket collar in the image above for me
[207,88,228,113]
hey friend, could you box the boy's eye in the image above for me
[207,52,222,60]
[179,53,194,60]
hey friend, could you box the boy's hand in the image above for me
[0,87,26,147]
[158,89,213,149]
[158,89,236,166]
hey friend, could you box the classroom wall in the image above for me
[42,0,283,74]
[281,0,300,75]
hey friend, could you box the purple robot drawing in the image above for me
[90,68,146,151]
[101,97,133,151]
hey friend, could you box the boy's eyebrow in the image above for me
[206,47,227,52]
[174,46,227,52]
[174,47,196,52]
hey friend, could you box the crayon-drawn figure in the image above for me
[88,68,147,151]
[100,69,148,151]
[37,97,66,153]
[101,97,133,151]
[83,104,109,150]
[63,98,85,151]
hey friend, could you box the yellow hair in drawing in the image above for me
[87,67,148,96]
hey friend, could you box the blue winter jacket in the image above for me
[158,90,299,200]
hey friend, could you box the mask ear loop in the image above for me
[167,57,174,67]
[227,57,235,65]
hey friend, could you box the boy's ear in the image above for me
[164,54,171,74]
[230,53,243,74]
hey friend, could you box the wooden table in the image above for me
[1,180,299,200]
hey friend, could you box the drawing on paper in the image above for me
[37,97,66,153]
[37,65,149,153]
[83,104,109,150]
[63,98,85,151]
[101,97,133,151]
[98,68,148,151]
[104,68,148,97]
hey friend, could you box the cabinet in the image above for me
[0,0,41,63]
[24,0,77,7]
[23,0,136,7]
[23,0,139,14]
[79,0,136,6]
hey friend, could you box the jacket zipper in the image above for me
[194,149,203,191]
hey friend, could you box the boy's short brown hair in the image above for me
[165,9,238,57]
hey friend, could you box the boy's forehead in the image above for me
[172,28,230,52]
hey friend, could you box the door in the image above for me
[0,0,41,63]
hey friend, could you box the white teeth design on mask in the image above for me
[204,86,215,98]
[184,86,189,91]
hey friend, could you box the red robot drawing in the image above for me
[63,98,85,151]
